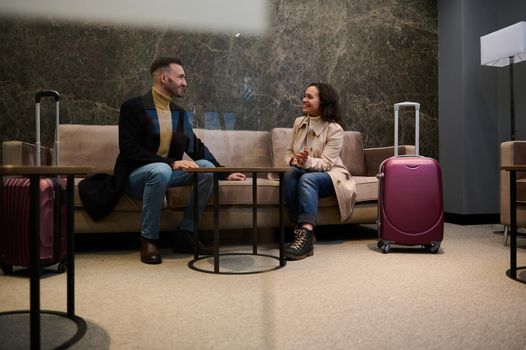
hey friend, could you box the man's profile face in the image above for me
[162,63,187,97]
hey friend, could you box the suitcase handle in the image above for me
[35,90,60,166]
[394,102,419,109]
[394,101,420,156]
[35,90,60,103]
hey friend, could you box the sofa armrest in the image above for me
[2,141,52,166]
[501,141,526,169]
[500,141,526,227]
[363,145,416,176]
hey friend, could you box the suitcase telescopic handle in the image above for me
[394,101,420,156]
[35,90,60,166]
[35,90,60,103]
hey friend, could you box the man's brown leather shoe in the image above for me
[140,237,162,264]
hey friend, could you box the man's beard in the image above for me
[173,86,186,98]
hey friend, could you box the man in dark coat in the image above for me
[79,57,245,264]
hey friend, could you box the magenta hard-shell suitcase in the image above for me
[0,90,68,273]
[377,102,444,253]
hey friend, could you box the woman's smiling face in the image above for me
[302,85,320,116]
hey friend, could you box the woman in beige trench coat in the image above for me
[283,83,355,260]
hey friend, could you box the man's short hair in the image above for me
[150,57,183,75]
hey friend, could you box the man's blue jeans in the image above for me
[126,160,214,239]
[284,166,335,226]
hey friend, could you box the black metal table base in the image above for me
[187,169,287,274]
[506,266,526,284]
[0,310,87,349]
[0,168,91,349]
[188,252,285,275]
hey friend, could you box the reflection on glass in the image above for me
[204,112,221,129]
[223,113,235,130]
[186,111,196,128]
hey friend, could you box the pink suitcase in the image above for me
[0,90,68,273]
[377,102,444,253]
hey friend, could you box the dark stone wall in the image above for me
[0,0,438,159]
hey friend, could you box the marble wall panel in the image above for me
[0,0,437,161]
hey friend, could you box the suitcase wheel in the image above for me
[424,243,441,254]
[379,242,391,254]
[57,259,67,273]
[377,240,384,249]
[0,262,13,275]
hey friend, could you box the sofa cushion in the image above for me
[73,178,143,211]
[317,176,378,207]
[270,128,366,176]
[74,175,378,211]
[190,129,272,168]
[352,176,378,202]
[166,178,280,208]
[165,176,377,208]
[75,176,378,209]
[270,128,292,168]
[58,124,119,174]
[340,132,366,176]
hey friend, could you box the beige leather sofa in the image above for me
[2,125,415,234]
[500,141,526,245]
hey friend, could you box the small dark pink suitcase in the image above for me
[0,90,68,273]
[377,102,443,253]
[0,177,67,272]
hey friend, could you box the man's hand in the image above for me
[226,172,246,181]
[172,160,199,170]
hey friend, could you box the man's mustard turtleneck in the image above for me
[152,87,173,157]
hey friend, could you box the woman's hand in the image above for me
[294,146,309,166]
[226,172,246,181]
[290,157,299,166]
